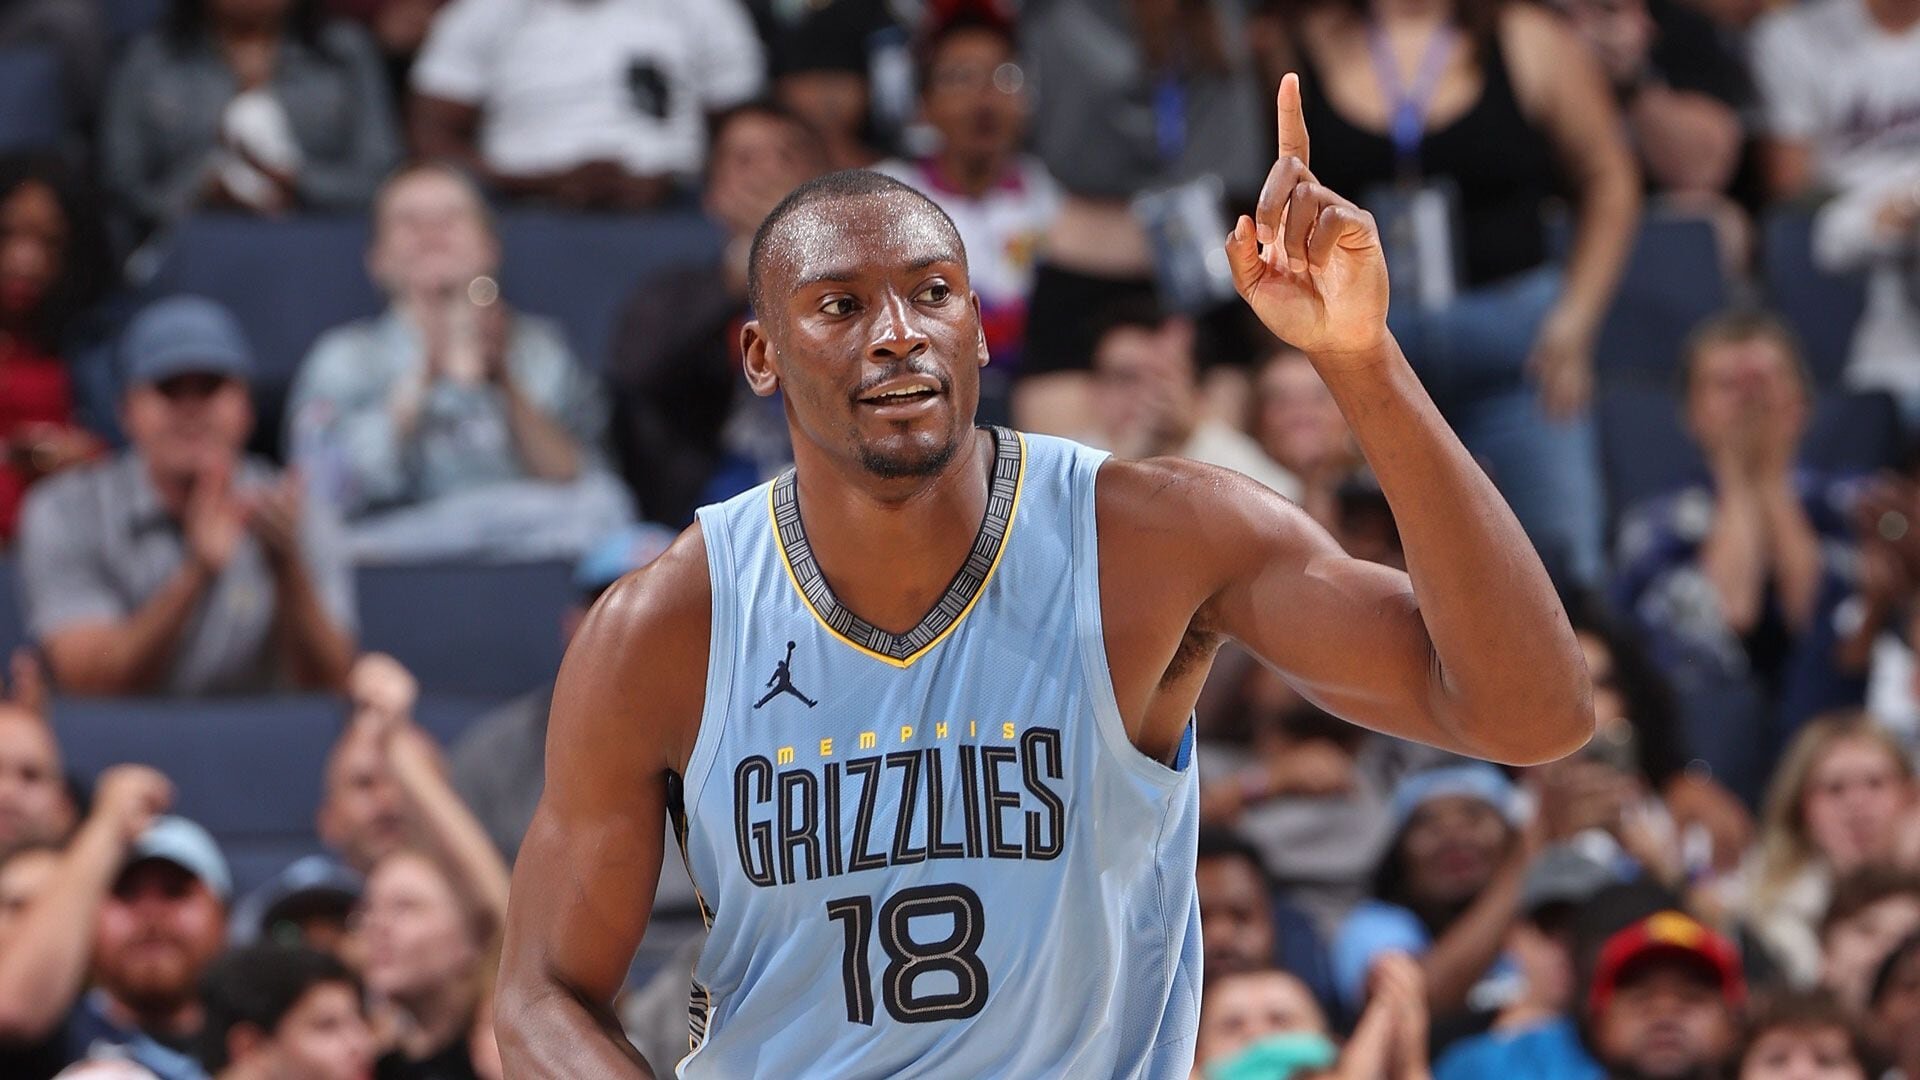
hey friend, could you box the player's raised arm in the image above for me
[1206,75,1590,765]
[495,532,712,1079]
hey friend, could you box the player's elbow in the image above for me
[1455,686,1595,767]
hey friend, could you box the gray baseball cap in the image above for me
[125,815,233,903]
[121,295,254,387]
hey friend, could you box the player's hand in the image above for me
[1227,74,1390,368]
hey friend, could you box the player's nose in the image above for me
[867,291,930,363]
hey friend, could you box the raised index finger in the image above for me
[1278,72,1309,170]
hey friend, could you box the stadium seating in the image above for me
[0,555,24,659]
[1762,208,1869,388]
[51,695,342,895]
[1592,213,1730,384]
[101,0,166,43]
[354,560,575,698]
[1599,386,1901,523]
[138,209,723,455]
[0,44,67,154]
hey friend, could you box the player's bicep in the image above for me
[1200,479,1471,753]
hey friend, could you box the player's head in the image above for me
[742,169,985,484]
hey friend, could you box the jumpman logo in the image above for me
[753,640,817,709]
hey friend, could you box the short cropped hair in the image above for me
[1736,989,1870,1073]
[198,945,360,1071]
[745,169,964,316]
[1680,309,1813,396]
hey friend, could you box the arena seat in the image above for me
[101,0,166,42]
[142,214,380,452]
[1762,208,1869,388]
[354,560,574,697]
[493,208,723,368]
[0,44,67,153]
[0,555,24,658]
[1593,214,1730,384]
[1599,386,1902,524]
[50,695,342,896]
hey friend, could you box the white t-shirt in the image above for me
[876,156,1061,368]
[411,0,763,179]
[1751,0,1920,194]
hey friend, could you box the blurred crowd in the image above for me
[0,0,1918,1075]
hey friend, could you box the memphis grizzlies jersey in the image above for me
[673,427,1201,1078]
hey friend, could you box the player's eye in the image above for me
[915,282,951,304]
[820,297,856,316]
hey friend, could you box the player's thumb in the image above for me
[1225,215,1265,295]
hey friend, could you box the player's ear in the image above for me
[971,292,989,369]
[742,319,780,397]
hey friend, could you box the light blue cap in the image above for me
[121,295,254,387]
[1388,763,1522,835]
[127,815,232,903]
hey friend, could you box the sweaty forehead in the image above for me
[760,192,963,299]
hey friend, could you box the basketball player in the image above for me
[496,76,1593,1078]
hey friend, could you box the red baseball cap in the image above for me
[1588,911,1745,1018]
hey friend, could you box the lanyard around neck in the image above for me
[1366,21,1460,169]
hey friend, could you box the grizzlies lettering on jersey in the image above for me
[676,427,1201,1078]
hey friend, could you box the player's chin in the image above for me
[854,418,962,481]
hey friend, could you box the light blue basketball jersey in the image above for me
[673,427,1202,1078]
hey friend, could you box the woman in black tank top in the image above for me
[1251,0,1639,592]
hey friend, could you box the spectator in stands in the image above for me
[1087,299,1300,497]
[1249,0,1641,592]
[1331,764,1534,1050]
[876,10,1059,383]
[608,102,826,525]
[287,161,631,563]
[0,678,76,861]
[768,8,887,173]
[1013,0,1270,438]
[1741,713,1920,986]
[197,945,375,1080]
[311,655,508,921]
[1194,969,1338,1078]
[322,0,441,96]
[0,156,111,544]
[407,0,763,209]
[1819,865,1920,1013]
[1753,0,1920,402]
[227,855,361,956]
[357,848,494,1079]
[1255,346,1362,536]
[449,523,674,862]
[0,768,227,1080]
[18,296,357,697]
[1584,912,1745,1080]
[1196,827,1337,1010]
[1431,846,1619,1080]
[99,0,400,233]
[1552,0,1751,199]
[1614,312,1865,805]
[1570,601,1754,879]
[1870,930,1920,1080]
[1738,991,1871,1080]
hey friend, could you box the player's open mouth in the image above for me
[857,376,943,417]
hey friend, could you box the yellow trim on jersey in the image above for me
[768,431,1027,669]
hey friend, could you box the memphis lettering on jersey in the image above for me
[732,722,1067,887]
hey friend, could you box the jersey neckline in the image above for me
[767,426,1026,669]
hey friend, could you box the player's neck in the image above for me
[790,428,995,636]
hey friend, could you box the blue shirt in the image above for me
[1434,1016,1604,1080]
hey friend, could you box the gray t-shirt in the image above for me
[18,452,356,696]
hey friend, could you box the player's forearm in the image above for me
[495,979,656,1079]
[1317,340,1591,764]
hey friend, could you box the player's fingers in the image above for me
[1253,156,1310,246]
[1226,214,1266,294]
[1307,202,1373,270]
[1277,72,1310,170]
[1282,181,1329,273]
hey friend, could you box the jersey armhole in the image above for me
[681,506,739,817]
[1073,453,1192,790]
